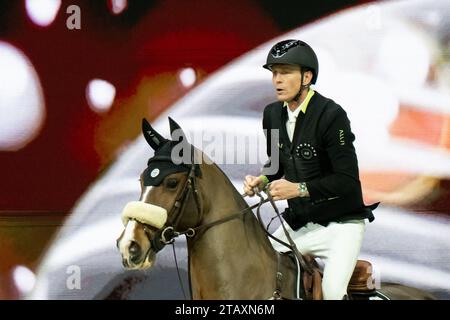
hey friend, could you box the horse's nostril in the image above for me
[129,241,141,259]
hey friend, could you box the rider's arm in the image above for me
[305,107,360,203]
[260,104,285,183]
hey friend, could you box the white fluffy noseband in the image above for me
[121,201,168,229]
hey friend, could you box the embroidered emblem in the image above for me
[295,143,317,160]
[147,131,160,145]
[150,168,160,178]
[339,129,345,145]
[271,40,302,58]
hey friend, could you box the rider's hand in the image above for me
[267,179,299,201]
[243,175,265,197]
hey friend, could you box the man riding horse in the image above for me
[243,39,379,300]
[116,40,433,300]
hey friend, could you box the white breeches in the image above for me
[270,219,366,300]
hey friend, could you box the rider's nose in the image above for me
[128,241,141,262]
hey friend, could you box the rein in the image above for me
[254,189,314,275]
[156,199,271,245]
[152,172,313,275]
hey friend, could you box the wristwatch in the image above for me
[297,182,308,197]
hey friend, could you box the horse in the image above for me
[116,117,435,300]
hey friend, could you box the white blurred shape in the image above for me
[25,0,61,27]
[0,48,28,97]
[43,217,123,268]
[86,79,116,113]
[0,42,45,151]
[364,4,382,31]
[13,266,36,296]
[423,10,441,27]
[179,68,197,88]
[320,72,399,144]
[376,24,430,87]
[109,0,128,15]
[313,46,337,88]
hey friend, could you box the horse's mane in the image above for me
[197,148,251,212]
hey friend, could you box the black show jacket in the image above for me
[261,91,378,230]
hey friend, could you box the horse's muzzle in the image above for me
[128,241,142,263]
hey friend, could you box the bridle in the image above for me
[142,161,201,253]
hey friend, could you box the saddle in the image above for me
[281,253,376,300]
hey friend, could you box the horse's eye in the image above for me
[166,178,178,189]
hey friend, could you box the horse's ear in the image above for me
[168,117,188,144]
[142,118,167,150]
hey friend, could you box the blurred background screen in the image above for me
[0,0,449,300]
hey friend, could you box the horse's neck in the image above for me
[198,164,273,251]
[187,165,278,299]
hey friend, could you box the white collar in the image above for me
[283,89,314,122]
[286,103,302,122]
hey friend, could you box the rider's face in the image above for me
[271,64,302,102]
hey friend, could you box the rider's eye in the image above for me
[166,178,178,189]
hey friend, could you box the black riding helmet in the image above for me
[263,39,319,84]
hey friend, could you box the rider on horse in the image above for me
[243,39,379,300]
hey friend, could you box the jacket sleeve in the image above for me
[260,105,284,182]
[305,108,361,202]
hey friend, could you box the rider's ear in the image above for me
[142,118,167,151]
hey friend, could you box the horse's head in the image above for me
[117,117,203,270]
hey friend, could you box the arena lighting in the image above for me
[179,67,197,88]
[0,41,45,151]
[12,266,36,296]
[108,0,128,15]
[86,79,116,113]
[25,0,61,27]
